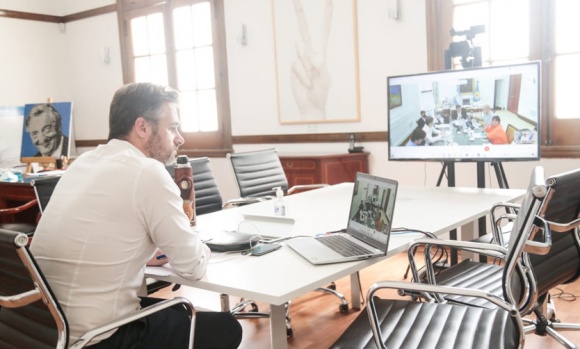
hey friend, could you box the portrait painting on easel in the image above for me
[20,102,73,159]
[272,0,361,124]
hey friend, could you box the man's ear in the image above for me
[134,117,150,139]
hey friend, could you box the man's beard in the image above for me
[146,133,177,165]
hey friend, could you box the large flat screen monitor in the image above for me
[388,62,541,162]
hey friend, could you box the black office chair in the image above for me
[226,148,329,200]
[226,149,346,302]
[408,167,580,348]
[0,176,61,237]
[32,176,61,213]
[0,228,196,348]
[521,168,580,348]
[330,166,550,349]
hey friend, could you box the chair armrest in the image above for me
[69,297,195,349]
[488,202,520,246]
[524,216,552,255]
[487,212,517,246]
[407,238,507,276]
[0,288,42,308]
[365,280,520,349]
[546,216,580,233]
[413,238,508,256]
[0,199,38,216]
[287,184,329,195]
[406,238,508,298]
[489,202,520,223]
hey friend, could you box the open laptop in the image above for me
[286,173,398,265]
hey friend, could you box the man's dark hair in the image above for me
[25,104,62,136]
[108,82,179,141]
[411,128,426,142]
[492,115,501,123]
[416,118,425,129]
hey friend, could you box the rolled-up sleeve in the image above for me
[136,163,211,280]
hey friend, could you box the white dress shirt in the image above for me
[30,139,210,343]
[422,124,442,145]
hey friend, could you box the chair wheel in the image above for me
[250,303,259,312]
[286,327,293,337]
[339,304,349,313]
[327,283,336,290]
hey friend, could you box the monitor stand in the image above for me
[436,161,509,264]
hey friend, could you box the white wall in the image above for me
[0,18,68,104]
[63,13,123,141]
[1,0,580,203]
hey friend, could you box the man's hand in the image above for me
[147,249,168,266]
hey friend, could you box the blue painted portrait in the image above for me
[21,102,72,159]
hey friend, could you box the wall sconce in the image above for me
[388,0,399,20]
[237,24,248,46]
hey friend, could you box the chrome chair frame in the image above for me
[410,167,580,349]
[0,228,196,348]
[331,167,549,349]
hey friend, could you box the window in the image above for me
[427,0,580,156]
[117,0,232,156]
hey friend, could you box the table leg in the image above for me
[460,220,477,261]
[270,304,288,349]
[350,272,362,310]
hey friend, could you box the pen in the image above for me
[156,254,167,260]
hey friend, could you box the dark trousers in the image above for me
[89,297,242,349]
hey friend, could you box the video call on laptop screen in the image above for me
[347,175,397,251]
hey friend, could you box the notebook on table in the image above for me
[286,173,398,265]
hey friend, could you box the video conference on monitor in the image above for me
[388,61,541,162]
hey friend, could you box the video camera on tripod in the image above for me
[445,25,485,69]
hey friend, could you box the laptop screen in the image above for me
[346,173,398,252]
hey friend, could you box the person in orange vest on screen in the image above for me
[485,115,509,144]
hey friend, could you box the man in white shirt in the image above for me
[422,116,444,145]
[480,104,494,127]
[30,82,242,348]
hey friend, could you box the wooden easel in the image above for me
[21,157,57,173]
[20,98,57,174]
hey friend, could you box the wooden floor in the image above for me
[154,251,580,348]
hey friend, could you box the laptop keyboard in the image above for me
[317,235,374,257]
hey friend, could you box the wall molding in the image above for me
[77,134,568,159]
[0,5,116,23]
[76,131,389,148]
[232,132,388,144]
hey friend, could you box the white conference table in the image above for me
[146,183,525,349]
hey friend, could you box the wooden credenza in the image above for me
[279,153,369,187]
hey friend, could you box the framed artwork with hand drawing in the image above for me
[272,0,361,124]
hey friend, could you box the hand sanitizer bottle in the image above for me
[273,187,286,216]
